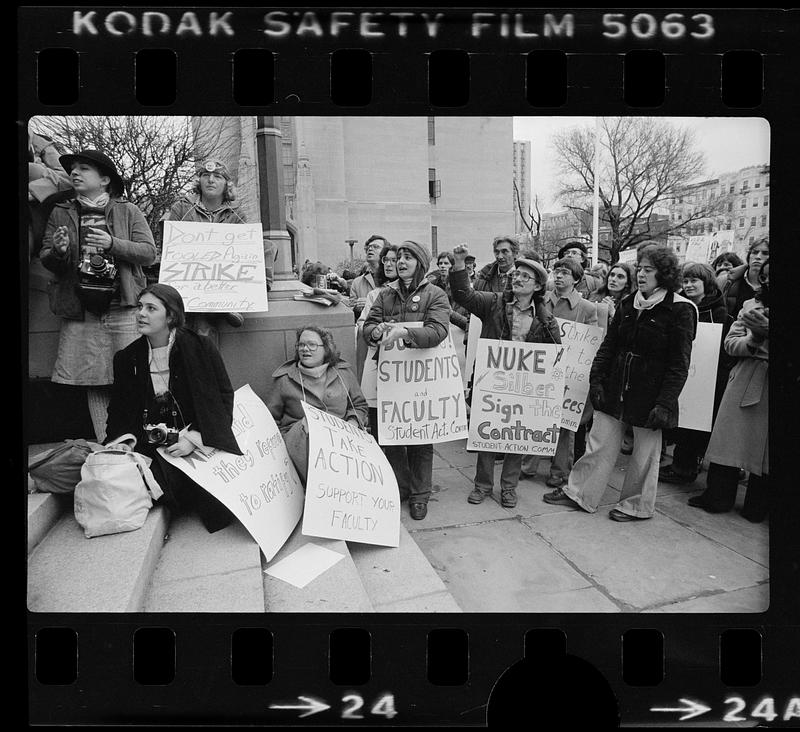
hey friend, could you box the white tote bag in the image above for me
[74,448,163,538]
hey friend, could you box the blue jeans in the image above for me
[475,451,522,495]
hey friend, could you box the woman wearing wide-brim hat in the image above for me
[39,149,157,442]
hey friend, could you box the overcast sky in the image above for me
[512,117,771,213]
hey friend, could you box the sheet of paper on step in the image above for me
[263,542,345,589]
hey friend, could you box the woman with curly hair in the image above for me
[543,244,698,521]
[266,325,368,485]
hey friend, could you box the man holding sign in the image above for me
[450,244,560,508]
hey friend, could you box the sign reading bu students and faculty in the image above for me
[376,333,467,445]
[301,402,400,548]
[468,340,564,456]
[158,384,304,561]
[159,221,269,313]
[554,318,605,432]
[678,322,722,432]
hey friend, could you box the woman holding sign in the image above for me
[267,326,368,485]
[544,244,697,522]
[363,241,450,520]
[105,284,242,533]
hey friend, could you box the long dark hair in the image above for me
[375,242,399,286]
[138,283,186,329]
[595,262,636,301]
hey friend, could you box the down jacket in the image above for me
[590,291,697,428]
[39,197,156,320]
[362,278,450,349]
[266,359,369,434]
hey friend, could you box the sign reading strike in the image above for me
[301,402,400,547]
[678,322,722,432]
[160,220,268,313]
[468,340,564,455]
[158,384,303,561]
[554,318,605,432]
[377,333,467,445]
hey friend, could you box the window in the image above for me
[741,199,747,208]
[729,184,735,193]
[755,180,760,188]
[750,217,756,226]
[726,222,732,230]
[749,236,755,244]
[761,215,767,227]
[739,217,745,227]
[727,202,733,212]
[766,178,770,187]
[764,196,768,206]
[742,180,749,190]
[427,116,435,145]
[431,225,438,255]
[753,199,758,206]
[428,168,440,200]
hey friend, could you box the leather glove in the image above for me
[644,405,672,430]
[589,384,605,410]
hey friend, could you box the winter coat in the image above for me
[450,268,561,345]
[704,299,769,475]
[473,261,513,294]
[543,289,598,326]
[39,197,156,320]
[362,278,450,349]
[720,263,759,321]
[266,359,369,433]
[547,272,603,300]
[590,291,697,428]
[427,272,470,330]
[105,328,242,456]
[165,195,247,225]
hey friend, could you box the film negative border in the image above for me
[22,6,800,728]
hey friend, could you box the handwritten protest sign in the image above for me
[377,334,467,445]
[160,221,268,313]
[158,384,303,561]
[468,340,564,455]
[464,314,483,387]
[360,344,378,406]
[678,322,722,432]
[554,318,605,432]
[301,402,400,547]
[617,248,637,264]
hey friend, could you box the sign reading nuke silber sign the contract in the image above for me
[159,221,268,312]
[376,332,468,446]
[301,402,400,547]
[468,340,564,456]
[158,385,303,561]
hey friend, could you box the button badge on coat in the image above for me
[412,295,421,302]
[410,305,419,311]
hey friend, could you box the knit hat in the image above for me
[397,240,431,274]
[514,258,549,287]
[196,158,232,180]
[557,240,588,260]
[139,283,186,329]
[59,149,125,197]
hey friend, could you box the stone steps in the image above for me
[26,443,462,614]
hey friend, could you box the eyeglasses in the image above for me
[297,342,321,351]
[381,256,397,264]
[511,271,532,282]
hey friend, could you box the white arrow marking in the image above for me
[269,696,331,718]
[651,698,711,721]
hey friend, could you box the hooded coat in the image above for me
[590,291,697,428]
[266,358,369,433]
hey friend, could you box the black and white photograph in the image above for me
[26,114,770,614]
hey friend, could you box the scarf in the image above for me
[76,193,110,210]
[147,329,177,396]
[633,287,667,311]
[298,362,328,379]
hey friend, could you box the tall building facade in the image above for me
[283,116,515,269]
[513,141,531,237]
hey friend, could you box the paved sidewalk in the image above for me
[400,439,769,613]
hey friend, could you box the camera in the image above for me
[78,252,118,291]
[144,423,180,447]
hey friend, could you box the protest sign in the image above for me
[617,248,637,264]
[678,322,722,432]
[467,340,563,455]
[360,343,378,406]
[160,221,268,313]
[464,314,483,387]
[158,384,303,561]
[554,318,605,432]
[685,235,710,264]
[301,402,400,547]
[377,333,468,445]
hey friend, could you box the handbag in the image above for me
[73,447,163,538]
[28,439,103,494]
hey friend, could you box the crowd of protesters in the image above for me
[31,146,770,529]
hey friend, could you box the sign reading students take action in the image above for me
[159,221,269,313]
[468,340,564,456]
[678,322,722,432]
[554,318,604,432]
[301,402,400,547]
[376,333,467,445]
[158,384,303,561]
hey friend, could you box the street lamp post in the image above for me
[346,238,358,260]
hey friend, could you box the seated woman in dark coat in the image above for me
[266,325,369,485]
[105,283,242,533]
[543,244,698,521]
